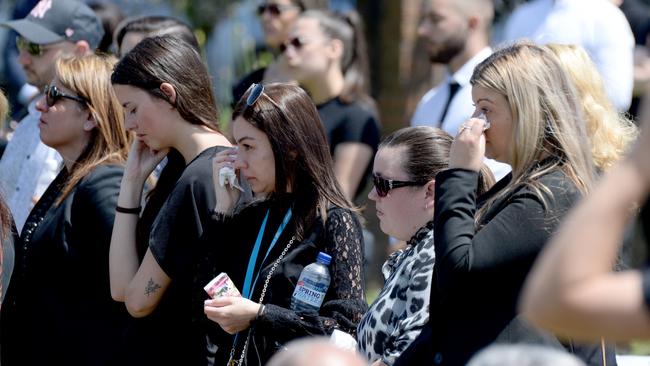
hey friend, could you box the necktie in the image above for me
[438,81,461,127]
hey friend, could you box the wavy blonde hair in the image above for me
[470,42,595,220]
[0,90,10,240]
[55,54,132,204]
[546,43,638,171]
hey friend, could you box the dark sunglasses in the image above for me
[372,174,426,197]
[43,85,87,108]
[257,3,299,16]
[16,36,45,56]
[279,37,308,53]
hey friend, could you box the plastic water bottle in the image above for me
[290,252,332,312]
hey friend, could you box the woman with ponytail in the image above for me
[282,9,380,201]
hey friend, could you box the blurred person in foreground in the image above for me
[520,90,650,342]
[0,0,103,232]
[267,337,368,366]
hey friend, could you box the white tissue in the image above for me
[218,166,243,191]
[329,329,357,351]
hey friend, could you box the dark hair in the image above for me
[380,127,495,195]
[301,10,374,108]
[112,36,221,228]
[233,83,356,239]
[111,35,220,132]
[89,2,125,54]
[293,0,330,11]
[114,16,199,54]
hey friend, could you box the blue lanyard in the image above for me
[241,207,293,299]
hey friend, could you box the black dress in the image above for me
[396,165,616,366]
[198,196,367,365]
[119,146,226,366]
[1,164,129,365]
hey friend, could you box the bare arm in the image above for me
[333,142,373,200]
[521,123,650,341]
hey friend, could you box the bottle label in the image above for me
[292,276,328,308]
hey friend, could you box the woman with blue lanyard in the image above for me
[201,83,367,366]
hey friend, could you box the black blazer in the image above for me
[395,166,614,366]
[1,164,129,365]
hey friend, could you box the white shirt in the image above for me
[0,98,61,232]
[411,47,511,181]
[502,0,634,111]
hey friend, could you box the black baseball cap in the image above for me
[1,0,104,49]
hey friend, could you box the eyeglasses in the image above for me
[16,36,45,56]
[43,85,87,107]
[279,37,308,53]
[372,174,426,197]
[257,3,299,17]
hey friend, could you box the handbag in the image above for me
[227,235,296,366]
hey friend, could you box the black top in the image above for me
[198,196,367,365]
[395,166,615,366]
[1,164,129,366]
[120,146,225,366]
[317,97,381,199]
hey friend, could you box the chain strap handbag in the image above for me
[227,235,296,366]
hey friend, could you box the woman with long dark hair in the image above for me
[108,36,232,365]
[203,83,366,365]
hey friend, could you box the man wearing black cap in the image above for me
[0,0,104,233]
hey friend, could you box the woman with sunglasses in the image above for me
[0,54,131,365]
[282,10,380,201]
[394,42,602,366]
[108,36,233,366]
[357,127,494,366]
[203,83,366,365]
[232,0,329,104]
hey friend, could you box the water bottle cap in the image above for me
[316,252,332,265]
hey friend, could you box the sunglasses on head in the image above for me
[43,85,87,108]
[279,37,308,54]
[372,174,426,197]
[16,36,46,56]
[257,3,299,16]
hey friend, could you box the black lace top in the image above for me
[197,197,367,365]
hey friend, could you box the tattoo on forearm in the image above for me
[145,278,161,297]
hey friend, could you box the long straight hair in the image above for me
[234,83,357,239]
[0,90,10,240]
[55,54,131,205]
[470,42,595,220]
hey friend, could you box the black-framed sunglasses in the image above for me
[16,36,45,56]
[257,3,299,16]
[43,85,87,108]
[279,37,308,54]
[372,174,426,197]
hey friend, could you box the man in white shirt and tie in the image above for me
[411,0,510,180]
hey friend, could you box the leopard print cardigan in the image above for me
[357,220,435,365]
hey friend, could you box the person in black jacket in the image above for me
[108,36,233,365]
[521,92,650,341]
[394,41,602,366]
[1,54,131,365]
[204,83,366,365]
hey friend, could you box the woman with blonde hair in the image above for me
[546,43,638,171]
[0,90,14,308]
[394,41,602,366]
[1,54,131,365]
